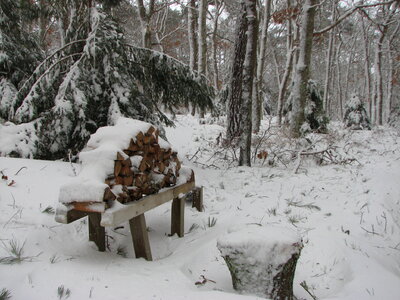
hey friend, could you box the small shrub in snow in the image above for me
[0,239,30,265]
[343,93,371,130]
[57,285,71,300]
[0,288,12,300]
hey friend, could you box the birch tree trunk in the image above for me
[252,0,271,132]
[239,0,258,166]
[226,3,247,141]
[289,0,317,137]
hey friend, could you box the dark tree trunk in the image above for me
[289,0,317,137]
[239,0,258,167]
[226,3,247,141]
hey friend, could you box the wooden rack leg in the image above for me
[129,214,152,261]
[88,213,106,252]
[171,197,185,237]
[192,187,204,212]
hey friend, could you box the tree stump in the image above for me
[217,225,303,300]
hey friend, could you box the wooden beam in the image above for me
[88,213,106,252]
[192,186,204,212]
[171,197,185,237]
[71,201,106,213]
[101,181,195,227]
[129,214,152,261]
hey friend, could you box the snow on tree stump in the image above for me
[217,225,302,300]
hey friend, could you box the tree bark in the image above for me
[277,0,295,126]
[198,0,208,118]
[188,0,198,73]
[211,1,224,91]
[289,0,317,137]
[226,3,247,141]
[239,0,257,166]
[361,17,372,118]
[252,0,271,132]
[322,1,337,114]
[137,0,155,49]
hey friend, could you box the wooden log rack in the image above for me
[56,182,203,261]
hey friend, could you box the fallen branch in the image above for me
[14,167,27,176]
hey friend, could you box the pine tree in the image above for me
[0,0,43,119]
[2,8,213,160]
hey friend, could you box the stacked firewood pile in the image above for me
[103,126,192,204]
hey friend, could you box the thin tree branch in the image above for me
[314,0,396,35]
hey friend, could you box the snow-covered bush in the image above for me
[302,80,329,134]
[343,93,371,130]
[285,80,329,135]
[0,0,43,119]
[389,106,400,130]
[0,8,213,160]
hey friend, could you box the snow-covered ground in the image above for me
[1,115,400,300]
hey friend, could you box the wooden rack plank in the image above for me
[101,181,195,227]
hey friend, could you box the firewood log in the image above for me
[116,152,125,161]
[114,161,122,177]
[115,176,124,185]
[103,187,116,201]
[136,132,144,147]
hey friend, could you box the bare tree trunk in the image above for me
[344,37,357,101]
[211,1,224,91]
[335,39,343,120]
[252,0,271,132]
[198,0,207,75]
[239,0,258,166]
[137,0,155,49]
[198,0,207,118]
[387,22,400,115]
[226,3,247,141]
[322,1,337,114]
[188,0,198,73]
[277,0,295,126]
[154,6,168,52]
[373,31,386,125]
[361,17,372,118]
[289,0,317,137]
[372,4,397,125]
[39,0,48,50]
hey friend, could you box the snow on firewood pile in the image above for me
[58,117,194,207]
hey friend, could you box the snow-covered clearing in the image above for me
[1,115,400,300]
